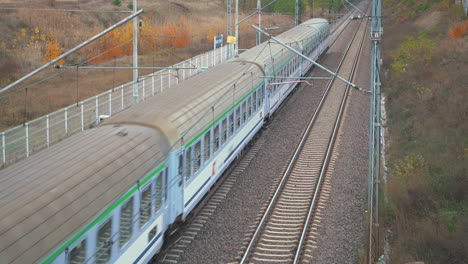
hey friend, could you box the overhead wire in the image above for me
[0,7,132,13]
[0,38,133,101]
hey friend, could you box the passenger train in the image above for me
[0,18,330,264]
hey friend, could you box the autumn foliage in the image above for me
[85,17,191,65]
[162,17,191,48]
[44,35,64,65]
[448,20,468,39]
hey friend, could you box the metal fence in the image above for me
[1,44,234,168]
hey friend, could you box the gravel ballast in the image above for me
[154,15,370,264]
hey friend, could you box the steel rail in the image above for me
[293,7,370,263]
[239,11,362,264]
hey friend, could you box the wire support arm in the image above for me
[252,25,368,93]
[252,25,370,93]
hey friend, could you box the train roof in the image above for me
[103,60,264,149]
[235,18,330,75]
[0,124,169,264]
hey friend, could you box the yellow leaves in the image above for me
[43,37,64,65]
[35,27,40,35]
[412,82,432,100]
[21,28,27,37]
[394,154,427,186]
[391,32,436,75]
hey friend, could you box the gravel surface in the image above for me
[154,15,368,264]
[311,17,372,264]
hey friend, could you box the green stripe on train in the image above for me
[42,163,166,264]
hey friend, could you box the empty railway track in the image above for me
[238,5,370,264]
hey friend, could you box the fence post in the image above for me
[95,96,99,125]
[168,70,171,89]
[160,73,163,93]
[25,123,29,158]
[109,92,112,115]
[152,75,155,96]
[65,107,68,136]
[46,115,50,148]
[183,62,186,80]
[190,58,193,77]
[121,85,124,110]
[81,102,84,131]
[142,79,145,100]
[2,132,5,167]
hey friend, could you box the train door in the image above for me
[166,150,184,226]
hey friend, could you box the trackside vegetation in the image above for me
[381,0,467,262]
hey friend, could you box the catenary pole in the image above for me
[132,0,139,104]
[257,0,262,45]
[0,9,144,95]
[227,0,232,58]
[235,0,239,55]
[295,0,300,25]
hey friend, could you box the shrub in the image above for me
[390,32,436,74]
[448,20,468,38]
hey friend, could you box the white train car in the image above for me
[0,18,330,264]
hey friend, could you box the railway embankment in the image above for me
[381,0,467,262]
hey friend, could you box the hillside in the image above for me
[0,0,352,130]
[381,0,467,262]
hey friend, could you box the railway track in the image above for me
[238,4,370,264]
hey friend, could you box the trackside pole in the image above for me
[0,9,144,95]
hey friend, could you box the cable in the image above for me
[0,7,132,13]
[0,38,133,101]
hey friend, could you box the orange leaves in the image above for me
[162,17,191,48]
[86,23,133,65]
[84,17,191,65]
[448,20,468,39]
[44,36,64,65]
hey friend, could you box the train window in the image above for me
[96,219,112,264]
[119,197,133,248]
[184,149,191,181]
[242,101,247,124]
[148,225,158,243]
[68,239,86,264]
[235,107,241,131]
[256,90,260,108]
[252,92,257,113]
[178,155,183,176]
[203,132,210,163]
[221,118,227,145]
[247,97,252,118]
[155,175,163,212]
[140,185,152,228]
[229,112,234,137]
[213,125,220,153]
[193,141,201,173]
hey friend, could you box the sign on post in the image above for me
[214,35,223,65]
[226,36,237,44]
[214,35,223,48]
